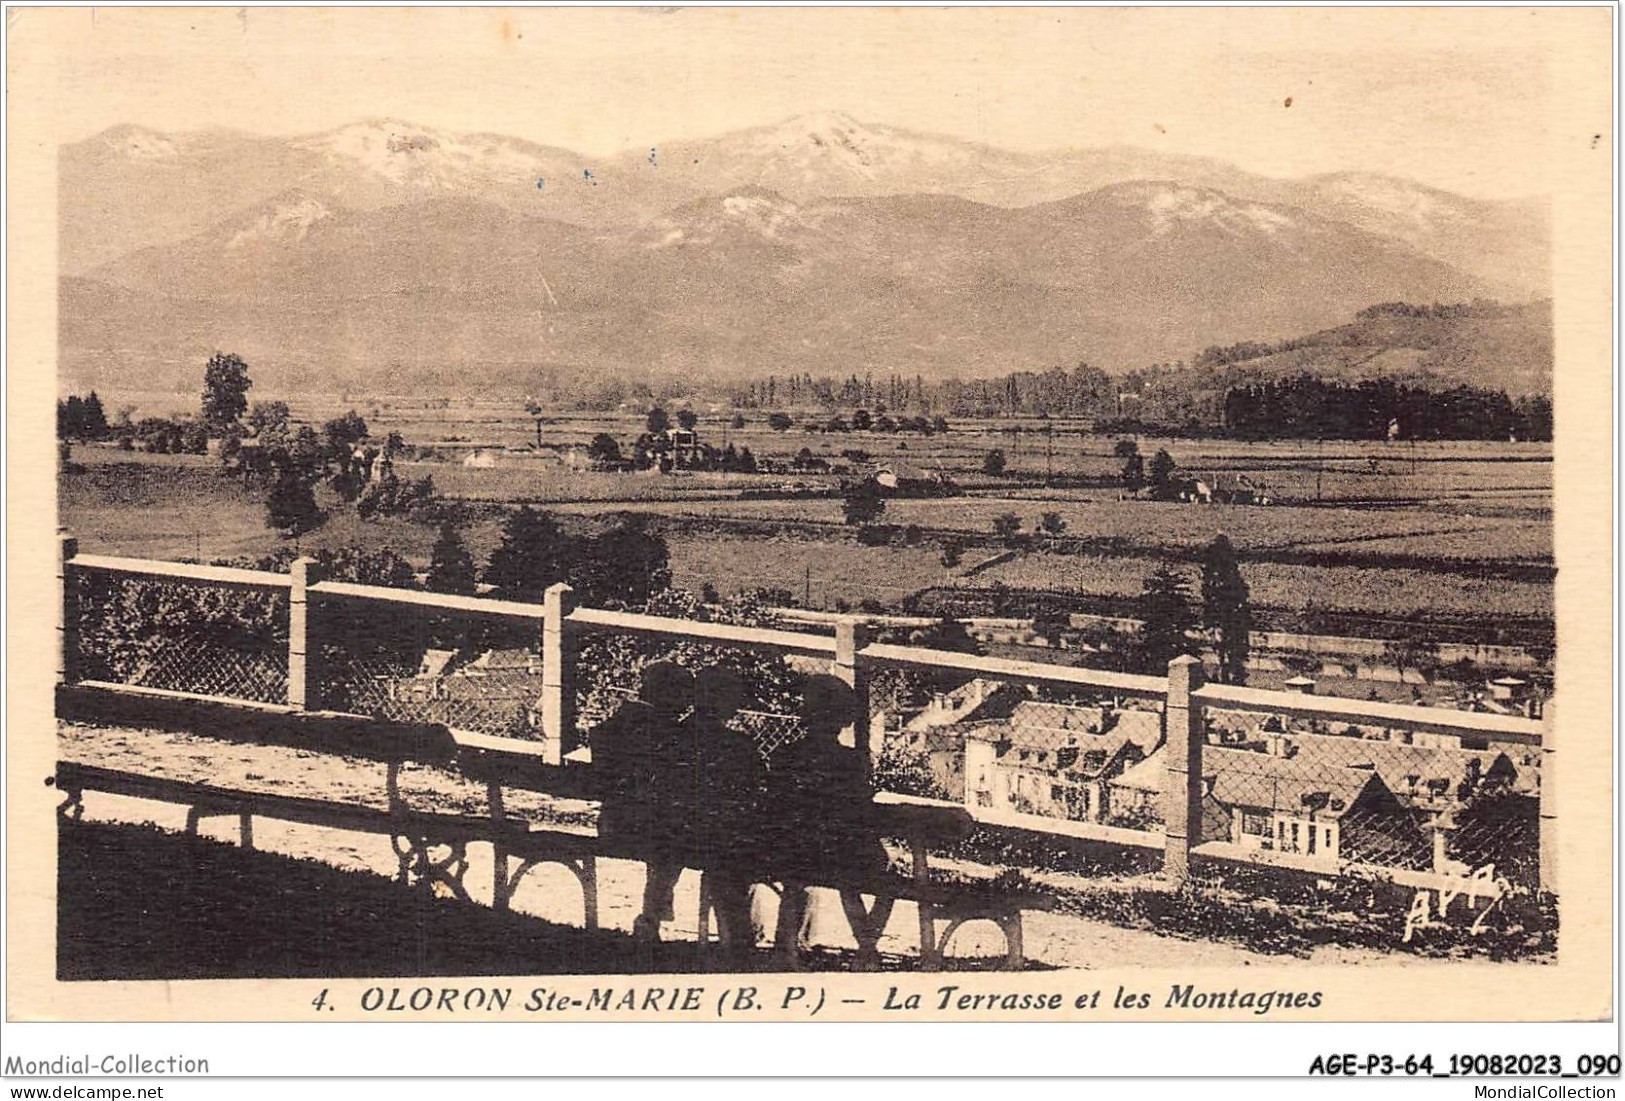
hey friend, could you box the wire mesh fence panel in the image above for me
[730,708,805,761]
[867,661,1168,837]
[1445,787,1542,888]
[1194,713,1544,881]
[1196,740,1426,873]
[868,662,979,802]
[991,690,1166,834]
[72,570,289,705]
[573,629,812,762]
[315,596,547,739]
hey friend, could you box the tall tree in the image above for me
[201,352,253,433]
[991,512,1023,545]
[264,467,322,536]
[1200,534,1251,685]
[1383,637,1441,686]
[574,515,672,606]
[80,392,109,439]
[1136,565,1196,674]
[426,520,478,596]
[1148,448,1179,500]
[248,400,291,441]
[842,478,886,526]
[1121,452,1146,496]
[587,433,623,465]
[321,410,369,455]
[483,506,570,601]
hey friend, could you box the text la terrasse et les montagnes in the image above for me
[331,982,1327,1016]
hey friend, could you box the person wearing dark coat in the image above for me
[763,674,888,952]
[682,667,764,961]
[590,661,695,941]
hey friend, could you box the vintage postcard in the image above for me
[4,5,1614,1033]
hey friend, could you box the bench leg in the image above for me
[1002,914,1025,971]
[932,914,1026,971]
[390,835,472,902]
[392,834,417,886]
[579,856,599,932]
[839,891,896,971]
[696,871,717,968]
[499,854,598,930]
[487,781,509,912]
[775,882,806,972]
[55,783,84,824]
[917,902,942,970]
[492,849,510,912]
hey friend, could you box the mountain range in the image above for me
[59,114,1552,395]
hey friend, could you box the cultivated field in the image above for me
[61,396,1554,643]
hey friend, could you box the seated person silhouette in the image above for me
[763,674,888,954]
[680,667,764,960]
[591,661,695,942]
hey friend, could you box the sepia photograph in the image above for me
[4,4,1615,1048]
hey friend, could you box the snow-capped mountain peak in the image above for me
[226,195,333,248]
[638,186,812,249]
[1306,172,1472,234]
[291,119,560,192]
[1096,182,1305,237]
[102,124,179,161]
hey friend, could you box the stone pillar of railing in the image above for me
[1538,738,1556,895]
[834,618,873,770]
[1162,654,1206,887]
[287,557,323,710]
[540,582,578,767]
[57,532,79,686]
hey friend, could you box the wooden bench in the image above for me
[52,759,1055,971]
[51,759,609,917]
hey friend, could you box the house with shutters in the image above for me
[961,698,1162,823]
[1109,741,1427,869]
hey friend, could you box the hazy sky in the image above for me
[32,6,1583,200]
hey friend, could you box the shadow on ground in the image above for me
[59,819,1025,979]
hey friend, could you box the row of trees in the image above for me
[729,365,1120,420]
[424,508,672,609]
[734,372,937,413]
[57,393,110,441]
[762,410,952,435]
[58,392,216,455]
[1223,376,1553,442]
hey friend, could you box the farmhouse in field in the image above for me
[872,460,959,497]
[632,426,706,472]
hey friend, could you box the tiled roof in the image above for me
[1111,745,1390,819]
